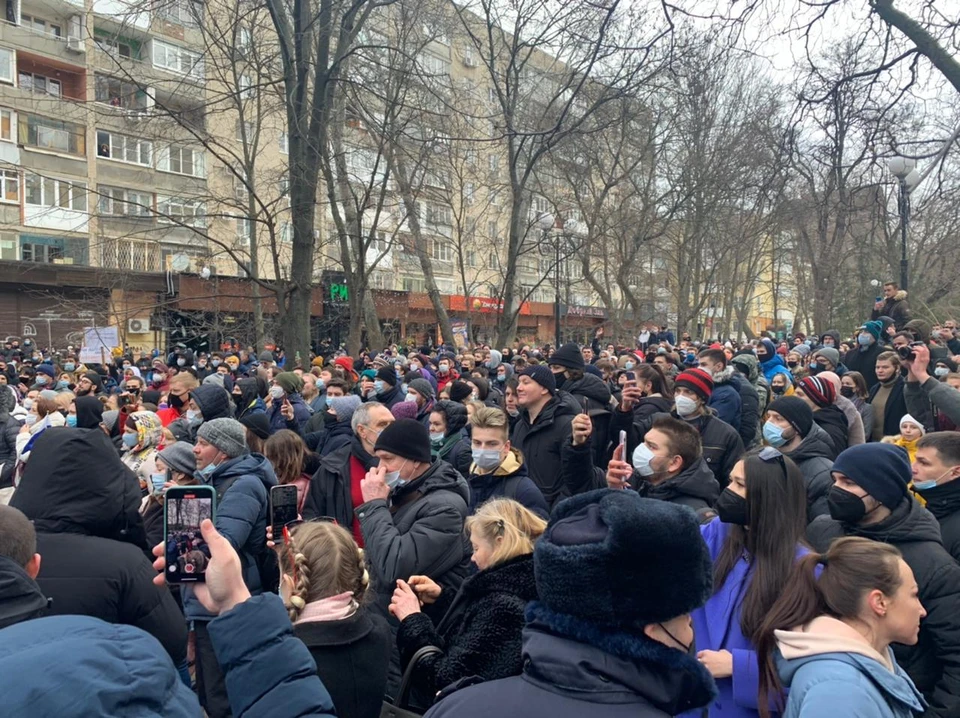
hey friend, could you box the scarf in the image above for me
[294,591,358,625]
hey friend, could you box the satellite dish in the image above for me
[170,254,190,272]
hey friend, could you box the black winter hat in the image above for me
[374,418,432,463]
[239,412,271,440]
[448,380,473,404]
[767,396,813,437]
[519,365,557,395]
[190,384,233,420]
[833,443,910,510]
[375,366,397,387]
[550,343,585,371]
[535,489,712,631]
[433,400,468,435]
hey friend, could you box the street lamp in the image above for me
[537,213,561,346]
[887,157,921,292]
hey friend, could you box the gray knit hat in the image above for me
[330,394,362,423]
[101,410,120,432]
[157,441,197,477]
[196,417,248,458]
[408,378,435,400]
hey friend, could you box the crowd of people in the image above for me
[0,281,960,716]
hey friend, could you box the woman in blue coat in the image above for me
[756,537,926,717]
[685,448,811,718]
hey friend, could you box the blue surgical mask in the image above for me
[430,431,445,446]
[66,414,77,427]
[624,361,635,370]
[857,333,873,346]
[186,409,200,422]
[674,395,698,418]
[472,448,503,471]
[325,396,334,408]
[631,442,656,476]
[198,462,218,479]
[496,374,505,382]
[211,359,221,367]
[150,472,167,494]
[36,375,49,386]
[935,367,949,377]
[316,379,325,390]
[763,420,789,448]
[914,467,958,492]
[405,392,418,404]
[374,380,385,394]
[122,433,139,448]
[384,459,408,490]
[177,358,186,367]
[56,380,69,390]
[64,362,75,372]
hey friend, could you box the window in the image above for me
[0,233,16,260]
[157,145,205,177]
[465,149,477,166]
[22,241,63,263]
[0,108,14,142]
[462,47,475,67]
[487,220,498,240]
[419,53,450,78]
[101,239,160,272]
[487,154,499,173]
[402,277,426,292]
[465,249,477,268]
[239,75,253,99]
[21,15,62,37]
[235,119,254,141]
[98,186,152,216]
[279,132,288,154]
[19,72,61,97]
[237,27,252,50]
[96,130,152,166]
[158,0,201,27]
[487,87,497,104]
[280,222,293,243]
[430,239,452,262]
[19,114,85,155]
[464,183,475,205]
[236,216,252,244]
[0,170,18,203]
[425,203,451,227]
[157,196,205,227]
[152,40,203,79]
[488,189,500,207]
[0,47,14,85]
[95,37,134,59]
[95,75,148,111]
[24,173,87,211]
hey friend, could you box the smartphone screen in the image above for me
[625,371,636,381]
[271,484,299,541]
[164,487,215,583]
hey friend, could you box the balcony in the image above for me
[90,37,205,104]
[0,18,87,65]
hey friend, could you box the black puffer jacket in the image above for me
[0,389,19,487]
[356,459,472,612]
[921,478,960,564]
[0,555,48,631]
[812,404,848,458]
[9,428,186,665]
[782,423,834,521]
[844,342,885,390]
[807,500,960,718]
[561,374,612,468]
[511,395,599,508]
[627,456,719,515]
[731,373,760,449]
[397,553,538,707]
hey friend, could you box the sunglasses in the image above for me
[758,446,788,480]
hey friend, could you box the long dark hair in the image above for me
[756,538,903,718]
[713,452,808,643]
[635,363,674,400]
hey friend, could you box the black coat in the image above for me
[467,451,550,519]
[921,478,960,564]
[0,555,48,631]
[511,394,600,508]
[302,438,378,526]
[844,343,885,390]
[731,373,760,449]
[397,553,539,707]
[0,414,19,488]
[812,404,848,458]
[561,375,612,468]
[868,377,909,438]
[782,424,834,521]
[807,500,960,718]
[628,456,719,515]
[294,607,392,718]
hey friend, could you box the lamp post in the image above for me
[887,157,921,292]
[538,214,584,347]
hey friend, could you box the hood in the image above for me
[710,364,737,385]
[0,556,49,631]
[776,616,925,714]
[760,352,789,372]
[209,452,278,493]
[850,494,942,545]
[643,456,720,505]
[191,384,233,421]
[461,553,538,602]
[731,352,760,382]
[10,428,146,548]
[790,423,836,462]
[894,290,908,301]
[564,373,612,404]
[921,475,960,520]
[74,395,104,429]
[395,458,469,505]
[488,349,503,369]
[819,330,841,347]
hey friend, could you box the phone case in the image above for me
[164,486,216,584]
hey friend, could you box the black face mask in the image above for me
[772,385,786,395]
[840,386,854,399]
[756,353,769,363]
[827,486,871,524]
[169,393,185,410]
[553,372,566,390]
[787,361,798,368]
[716,488,750,526]
[324,411,339,426]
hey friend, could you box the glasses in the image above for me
[758,446,788,480]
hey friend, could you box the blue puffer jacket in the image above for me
[708,368,742,432]
[0,594,337,717]
[183,452,277,621]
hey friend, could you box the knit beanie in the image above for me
[196,417,248,458]
[311,356,324,367]
[35,364,55,379]
[157,441,197,477]
[518,365,557,396]
[375,366,397,387]
[239,412,271,440]
[535,489,713,631]
[550,343,585,371]
[433,400,468,435]
[860,320,883,342]
[798,376,835,408]
[408,378,435,400]
[936,357,959,373]
[675,368,714,402]
[258,350,275,363]
[767,397,813,437]
[448,380,473,404]
[904,319,931,342]
[832,443,910,509]
[329,395,361,423]
[391,401,418,421]
[794,344,811,358]
[274,371,303,395]
[815,347,840,367]
[374,418,432,463]
[101,410,120,433]
[899,414,925,436]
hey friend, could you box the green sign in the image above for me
[330,283,349,302]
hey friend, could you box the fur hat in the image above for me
[374,418,431,463]
[549,343,585,371]
[832,443,910,510]
[196,418,248,458]
[535,489,713,631]
[674,368,713,402]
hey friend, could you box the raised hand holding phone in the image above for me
[280,397,295,421]
[606,442,633,490]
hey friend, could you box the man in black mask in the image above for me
[807,443,960,718]
[74,372,104,397]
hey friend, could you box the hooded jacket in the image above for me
[356,459,472,612]
[783,423,835,520]
[872,290,911,330]
[467,448,550,519]
[511,395,600,508]
[182,451,278,622]
[73,395,104,429]
[758,339,794,384]
[423,605,717,718]
[0,556,48,631]
[268,391,311,434]
[707,366,743,433]
[629,456,720,514]
[169,384,235,443]
[9,428,186,664]
[920,478,960,564]
[812,404,848,458]
[732,353,770,427]
[397,553,539,708]
[775,616,925,718]
[844,341,885,390]
[807,499,960,717]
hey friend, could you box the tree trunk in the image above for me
[362,292,383,349]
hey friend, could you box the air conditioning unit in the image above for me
[66,37,85,54]
[462,50,476,67]
[127,318,150,334]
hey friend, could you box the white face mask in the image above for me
[385,459,408,490]
[405,392,418,404]
[472,448,503,471]
[675,395,699,418]
[269,385,285,400]
[631,443,657,476]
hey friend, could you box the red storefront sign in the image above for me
[448,295,531,315]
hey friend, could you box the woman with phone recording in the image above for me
[121,411,165,493]
[681,448,813,718]
[619,363,674,423]
[264,429,320,514]
[388,498,545,710]
[141,441,198,548]
[280,519,391,718]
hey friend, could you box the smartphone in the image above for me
[270,484,300,542]
[164,485,216,584]
[625,371,636,381]
[875,296,883,303]
[579,395,589,415]
[618,430,627,452]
